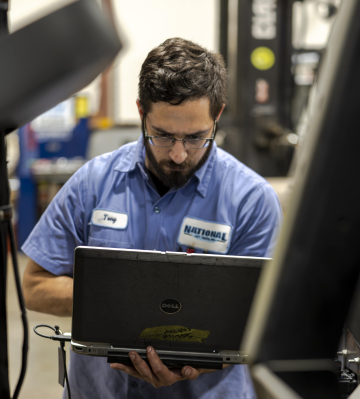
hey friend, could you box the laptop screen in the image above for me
[72,248,266,352]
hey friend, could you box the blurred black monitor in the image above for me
[0,0,122,134]
[242,0,360,397]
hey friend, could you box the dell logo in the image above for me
[162,304,179,309]
[160,299,182,314]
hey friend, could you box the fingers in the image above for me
[146,347,173,380]
[110,363,142,379]
[110,352,158,384]
[110,347,203,388]
[196,368,218,374]
[169,368,183,378]
[144,347,184,387]
[129,350,160,384]
[181,366,200,380]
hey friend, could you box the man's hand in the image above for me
[110,346,215,387]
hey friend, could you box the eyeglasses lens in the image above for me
[150,137,207,149]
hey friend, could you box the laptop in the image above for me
[71,246,269,369]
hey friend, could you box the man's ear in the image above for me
[136,99,144,121]
[216,104,226,121]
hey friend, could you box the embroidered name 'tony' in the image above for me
[102,214,117,224]
[91,209,128,230]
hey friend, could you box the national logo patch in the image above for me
[178,217,232,254]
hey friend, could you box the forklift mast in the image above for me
[219,0,294,176]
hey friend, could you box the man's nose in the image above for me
[169,140,187,164]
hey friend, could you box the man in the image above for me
[22,38,283,398]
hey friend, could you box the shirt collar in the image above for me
[193,141,217,198]
[114,135,217,198]
[114,135,145,174]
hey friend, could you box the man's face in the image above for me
[139,98,218,189]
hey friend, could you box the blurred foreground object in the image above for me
[242,0,360,397]
[0,0,122,134]
[0,0,122,397]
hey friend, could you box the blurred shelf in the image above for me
[30,157,86,183]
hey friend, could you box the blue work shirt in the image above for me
[22,136,283,399]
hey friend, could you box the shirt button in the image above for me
[154,207,161,214]
[131,382,138,388]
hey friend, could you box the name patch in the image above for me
[91,209,128,230]
[178,217,232,254]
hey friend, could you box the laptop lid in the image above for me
[72,247,268,355]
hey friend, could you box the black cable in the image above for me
[8,220,28,399]
[61,341,71,399]
[33,324,72,398]
[54,326,71,399]
[0,5,12,399]
[33,324,71,342]
[33,324,56,339]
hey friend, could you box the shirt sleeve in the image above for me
[21,164,88,277]
[228,183,283,258]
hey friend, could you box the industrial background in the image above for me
[3,0,356,398]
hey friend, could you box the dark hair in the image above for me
[138,38,227,120]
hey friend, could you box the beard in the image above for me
[144,139,213,190]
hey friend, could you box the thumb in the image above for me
[181,366,200,380]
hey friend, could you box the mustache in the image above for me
[158,160,191,171]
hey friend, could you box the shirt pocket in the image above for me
[88,235,134,250]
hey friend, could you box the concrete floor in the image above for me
[7,252,71,399]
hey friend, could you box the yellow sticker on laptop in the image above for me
[140,326,210,343]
